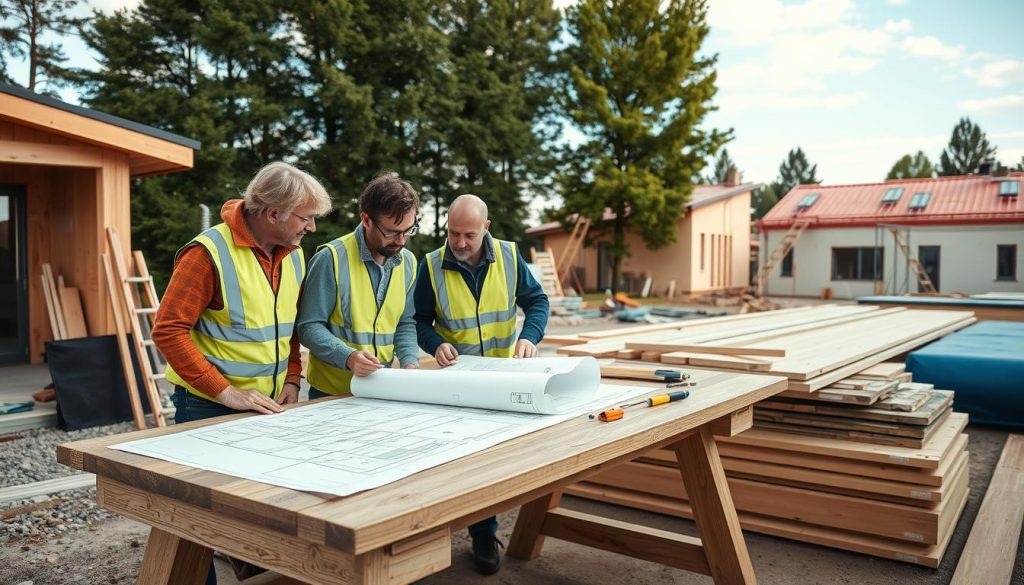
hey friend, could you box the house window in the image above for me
[908,192,931,210]
[700,233,705,271]
[832,247,884,281]
[881,187,903,204]
[997,245,1017,281]
[999,181,1020,197]
[797,193,820,209]
[780,249,793,277]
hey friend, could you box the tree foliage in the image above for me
[886,151,934,180]
[938,117,997,176]
[560,0,729,291]
[0,0,85,93]
[775,147,819,196]
[709,148,735,184]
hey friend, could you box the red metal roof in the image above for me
[760,172,1024,230]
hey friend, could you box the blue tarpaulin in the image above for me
[906,321,1024,429]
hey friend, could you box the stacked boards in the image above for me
[553,306,976,567]
[569,363,969,567]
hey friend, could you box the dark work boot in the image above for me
[470,534,504,575]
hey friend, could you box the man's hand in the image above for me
[514,339,537,358]
[347,350,383,377]
[276,382,300,405]
[435,343,459,367]
[216,385,283,414]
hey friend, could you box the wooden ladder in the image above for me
[888,227,938,294]
[104,227,167,428]
[530,247,565,298]
[556,216,591,293]
[751,218,812,296]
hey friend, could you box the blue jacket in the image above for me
[414,234,549,356]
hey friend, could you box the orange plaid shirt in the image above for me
[152,199,303,398]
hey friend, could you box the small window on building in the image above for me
[780,249,793,277]
[999,181,1020,197]
[908,192,931,210]
[700,233,705,271]
[881,187,903,204]
[831,247,884,281]
[796,193,820,209]
[997,244,1017,281]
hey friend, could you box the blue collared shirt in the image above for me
[297,224,419,371]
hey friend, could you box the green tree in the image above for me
[0,0,85,93]
[751,184,777,220]
[709,148,735,183]
[938,117,997,176]
[886,151,934,180]
[560,0,729,291]
[776,147,819,196]
[440,0,561,250]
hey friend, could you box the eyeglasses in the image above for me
[291,212,317,226]
[371,218,418,240]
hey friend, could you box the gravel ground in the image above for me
[1,421,137,545]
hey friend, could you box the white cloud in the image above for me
[959,94,1024,112]
[718,91,867,113]
[883,19,912,34]
[708,0,857,47]
[901,36,964,60]
[963,59,1024,88]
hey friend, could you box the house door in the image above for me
[0,185,28,364]
[597,242,611,291]
[918,245,940,293]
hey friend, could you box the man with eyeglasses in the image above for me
[413,193,549,575]
[298,171,421,398]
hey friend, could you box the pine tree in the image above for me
[561,0,729,291]
[710,148,735,183]
[0,0,85,94]
[751,184,778,219]
[776,147,820,196]
[938,117,997,176]
[886,151,934,180]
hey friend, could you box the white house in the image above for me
[758,171,1024,299]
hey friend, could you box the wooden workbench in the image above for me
[57,368,787,585]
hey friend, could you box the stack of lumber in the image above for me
[558,305,977,567]
[40,263,88,340]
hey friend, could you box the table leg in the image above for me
[673,426,756,585]
[506,491,562,559]
[137,527,214,585]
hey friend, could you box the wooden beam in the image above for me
[507,491,561,560]
[0,139,104,167]
[710,407,753,437]
[0,92,194,171]
[950,434,1024,585]
[137,527,213,585]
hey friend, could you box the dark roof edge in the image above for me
[0,83,202,151]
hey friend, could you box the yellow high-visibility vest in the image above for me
[165,222,304,400]
[426,239,518,357]
[306,232,417,395]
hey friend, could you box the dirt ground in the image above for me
[3,311,1022,584]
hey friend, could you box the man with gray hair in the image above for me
[154,161,332,584]
[413,193,549,575]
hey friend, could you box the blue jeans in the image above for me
[308,386,332,400]
[171,387,237,585]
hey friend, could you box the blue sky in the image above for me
[8,0,1024,187]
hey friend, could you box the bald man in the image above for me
[413,194,549,574]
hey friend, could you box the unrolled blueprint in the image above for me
[112,382,651,496]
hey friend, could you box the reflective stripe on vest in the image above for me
[426,239,518,358]
[305,232,416,396]
[164,223,304,400]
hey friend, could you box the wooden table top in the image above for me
[58,368,786,556]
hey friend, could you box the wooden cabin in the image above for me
[0,83,199,364]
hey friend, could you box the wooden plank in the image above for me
[950,434,1024,585]
[854,362,905,380]
[874,383,934,411]
[710,407,753,437]
[59,286,88,338]
[642,433,969,487]
[137,527,213,585]
[665,352,773,371]
[752,407,951,449]
[41,263,67,339]
[566,474,969,568]
[0,139,105,168]
[539,507,711,575]
[673,427,756,584]
[753,404,949,439]
[507,492,561,559]
[626,342,786,357]
[577,305,819,339]
[39,268,61,340]
[720,412,968,469]
[759,390,952,426]
[776,382,894,405]
[101,253,147,431]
